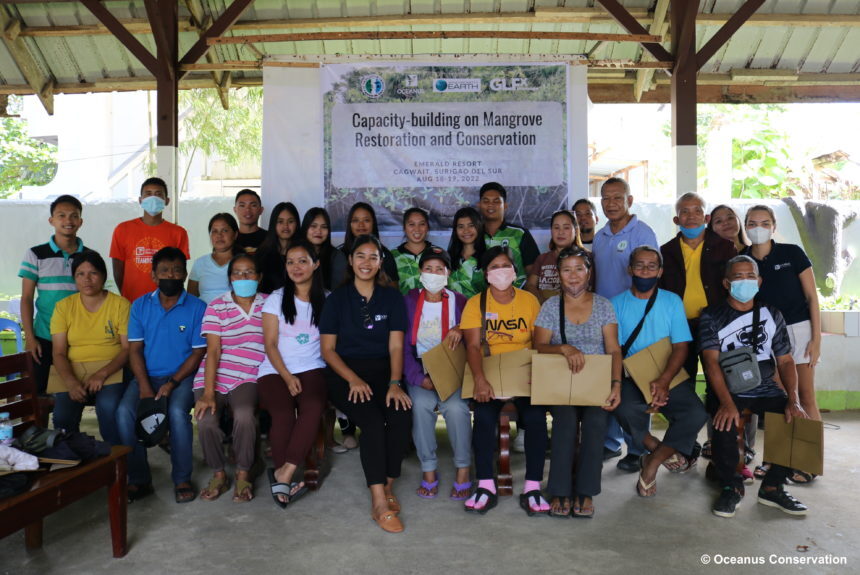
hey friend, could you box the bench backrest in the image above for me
[0,352,39,438]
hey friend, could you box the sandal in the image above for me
[754,463,771,480]
[200,475,231,501]
[232,478,254,503]
[174,484,197,504]
[572,496,595,518]
[267,467,291,509]
[701,440,712,460]
[416,474,439,499]
[450,481,472,501]
[550,496,571,518]
[519,490,549,517]
[662,452,696,474]
[787,470,816,485]
[464,487,498,515]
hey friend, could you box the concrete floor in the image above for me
[2,411,858,575]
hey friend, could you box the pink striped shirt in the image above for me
[193,292,267,394]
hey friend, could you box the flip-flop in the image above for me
[754,463,771,480]
[663,453,695,474]
[450,481,472,501]
[464,487,497,515]
[787,470,816,485]
[416,476,439,499]
[232,478,254,503]
[286,481,308,505]
[637,455,657,497]
[572,497,594,518]
[519,490,549,517]
[550,496,571,519]
[200,475,231,501]
[267,467,291,509]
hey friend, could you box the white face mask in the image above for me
[420,272,448,294]
[747,226,772,245]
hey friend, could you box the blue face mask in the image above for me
[141,196,165,216]
[679,223,706,239]
[232,279,258,298]
[730,279,759,303]
[632,275,659,293]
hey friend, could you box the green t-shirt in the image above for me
[449,256,484,299]
[484,223,540,288]
[393,242,432,295]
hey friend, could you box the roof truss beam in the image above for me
[594,0,673,63]
[178,0,254,79]
[79,0,159,75]
[696,0,766,71]
[1,6,53,113]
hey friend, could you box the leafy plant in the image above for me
[0,96,58,197]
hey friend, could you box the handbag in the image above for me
[718,305,762,394]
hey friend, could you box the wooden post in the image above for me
[670,1,698,197]
[152,0,179,222]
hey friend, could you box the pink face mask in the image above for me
[486,267,517,290]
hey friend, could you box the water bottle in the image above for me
[0,412,12,446]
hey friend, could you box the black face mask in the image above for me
[631,275,659,293]
[158,278,184,297]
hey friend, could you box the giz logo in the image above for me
[490,77,534,91]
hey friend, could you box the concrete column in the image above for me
[567,63,589,205]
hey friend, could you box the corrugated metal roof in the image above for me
[1,0,858,104]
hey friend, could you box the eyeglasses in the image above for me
[360,302,374,330]
[230,269,258,279]
[558,247,591,262]
[632,263,660,272]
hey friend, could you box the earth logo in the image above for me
[435,79,448,92]
[360,74,385,98]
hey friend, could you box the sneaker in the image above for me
[712,487,742,518]
[741,466,754,485]
[616,453,641,472]
[757,487,808,516]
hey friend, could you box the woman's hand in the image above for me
[473,374,495,403]
[285,373,303,397]
[602,381,621,412]
[560,344,585,374]
[444,327,463,350]
[420,375,434,391]
[194,393,217,420]
[386,384,412,411]
[84,372,107,394]
[67,382,88,403]
[805,337,821,366]
[348,378,373,403]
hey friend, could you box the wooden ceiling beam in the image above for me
[633,0,670,101]
[79,0,158,75]
[178,0,254,74]
[179,59,672,72]
[595,0,673,63]
[1,7,54,113]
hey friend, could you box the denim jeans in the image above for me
[604,413,646,456]
[53,382,127,446]
[116,375,194,486]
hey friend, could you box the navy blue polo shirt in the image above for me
[128,289,207,377]
[319,283,407,359]
[743,242,812,325]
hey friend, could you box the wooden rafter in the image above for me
[184,0,231,109]
[595,0,673,63]
[0,6,54,113]
[79,0,158,75]
[633,0,669,101]
[178,0,254,79]
[209,30,661,46]
[143,0,172,80]
[179,59,672,72]
[696,0,766,71]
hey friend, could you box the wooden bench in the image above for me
[0,352,131,557]
[302,406,335,491]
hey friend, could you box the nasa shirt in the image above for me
[592,215,659,299]
[459,288,541,356]
[698,302,792,398]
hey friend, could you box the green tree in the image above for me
[0,96,58,197]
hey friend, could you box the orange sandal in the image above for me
[372,512,404,533]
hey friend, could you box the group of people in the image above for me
[18,176,821,532]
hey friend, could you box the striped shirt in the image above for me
[18,237,91,340]
[193,292,267,394]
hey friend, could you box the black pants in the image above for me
[706,392,790,490]
[34,336,53,395]
[473,397,547,482]
[326,358,412,486]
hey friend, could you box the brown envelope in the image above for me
[763,412,824,476]
[531,354,611,406]
[622,337,689,403]
[422,342,467,402]
[47,360,124,394]
[462,348,536,398]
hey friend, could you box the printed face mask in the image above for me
[730,279,759,303]
[141,196,166,216]
[486,267,516,291]
[420,272,448,294]
[232,279,259,298]
[746,226,772,245]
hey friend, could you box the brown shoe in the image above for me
[372,512,404,533]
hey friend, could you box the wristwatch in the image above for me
[168,377,180,386]
[388,379,403,388]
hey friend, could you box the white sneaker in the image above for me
[513,428,525,453]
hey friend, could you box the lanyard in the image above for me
[412,289,450,347]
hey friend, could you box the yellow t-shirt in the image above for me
[460,288,541,355]
[680,241,708,320]
[50,292,130,363]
